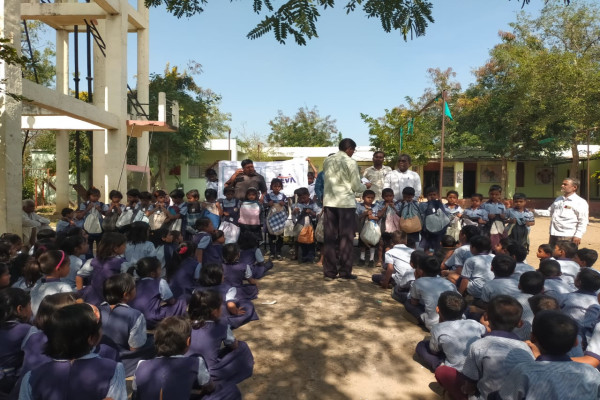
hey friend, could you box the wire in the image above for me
[117,125,134,190]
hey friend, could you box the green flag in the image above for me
[444,102,453,121]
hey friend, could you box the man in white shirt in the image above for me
[362,151,392,201]
[383,154,422,201]
[22,199,50,246]
[534,178,589,247]
[323,138,369,280]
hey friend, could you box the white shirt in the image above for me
[384,244,414,286]
[362,165,392,200]
[534,192,589,238]
[383,169,422,200]
[21,211,51,244]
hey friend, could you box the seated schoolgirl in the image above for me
[124,221,156,268]
[28,250,73,315]
[203,230,225,266]
[238,232,272,279]
[222,243,258,300]
[192,218,215,270]
[150,228,176,277]
[168,242,200,300]
[19,303,127,400]
[99,273,155,376]
[0,288,32,395]
[186,290,254,385]
[129,257,187,330]
[133,316,241,400]
[59,235,88,289]
[77,232,127,306]
[196,263,259,329]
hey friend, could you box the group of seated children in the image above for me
[0,181,313,398]
[371,209,600,399]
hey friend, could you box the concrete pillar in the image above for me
[55,28,70,211]
[454,161,464,197]
[0,0,23,237]
[136,0,150,168]
[102,1,129,198]
[507,161,517,198]
[92,21,107,200]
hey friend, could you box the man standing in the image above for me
[362,151,392,201]
[383,154,422,201]
[224,159,268,201]
[322,139,369,280]
[535,178,589,247]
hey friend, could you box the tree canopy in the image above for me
[267,106,340,147]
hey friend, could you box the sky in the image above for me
[128,0,544,146]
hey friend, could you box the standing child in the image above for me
[147,190,169,231]
[129,257,187,329]
[419,186,451,252]
[237,187,263,244]
[100,273,155,376]
[133,316,241,400]
[219,187,241,225]
[356,189,380,267]
[150,228,175,277]
[482,185,506,248]
[60,235,88,289]
[18,303,127,400]
[124,221,155,268]
[462,193,488,231]
[77,232,127,306]
[164,189,188,234]
[78,187,104,258]
[0,288,32,395]
[222,243,258,300]
[205,168,219,192]
[263,178,287,260]
[202,189,222,232]
[186,290,254,385]
[102,190,124,233]
[505,192,535,250]
[292,187,322,263]
[168,242,200,300]
[396,187,422,250]
[28,250,73,315]
[185,189,203,238]
[444,190,463,241]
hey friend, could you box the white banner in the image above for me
[217,159,308,198]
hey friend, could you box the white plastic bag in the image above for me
[360,220,381,246]
[83,208,102,234]
[219,221,241,244]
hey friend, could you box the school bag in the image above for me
[297,216,315,244]
[102,209,119,232]
[83,207,103,234]
[116,207,141,229]
[398,202,422,233]
[422,200,451,235]
[361,219,381,246]
[238,201,261,225]
[148,211,167,230]
[266,203,287,236]
[315,212,325,243]
[186,201,203,230]
[219,220,241,244]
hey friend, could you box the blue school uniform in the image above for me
[556,259,580,289]
[170,257,200,300]
[223,262,258,300]
[194,284,259,329]
[510,262,535,281]
[444,244,473,270]
[99,303,155,377]
[480,278,521,303]
[82,256,126,306]
[462,207,488,229]
[0,321,30,393]
[30,278,73,315]
[186,320,254,385]
[482,200,506,247]
[461,254,495,298]
[427,319,486,371]
[129,278,187,330]
[543,277,573,301]
[560,289,599,327]
[408,277,458,329]
[219,198,241,225]
[20,353,126,400]
[204,242,224,265]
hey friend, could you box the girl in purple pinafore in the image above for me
[186,290,254,385]
[168,242,200,300]
[222,243,258,300]
[77,232,127,306]
[129,257,187,330]
[18,303,127,400]
[238,232,272,280]
[0,288,32,396]
[203,230,225,266]
[133,316,241,400]
[196,263,259,329]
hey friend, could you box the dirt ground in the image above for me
[236,217,600,400]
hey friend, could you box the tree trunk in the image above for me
[570,141,579,179]
[501,156,508,194]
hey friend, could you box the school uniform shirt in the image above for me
[409,277,458,330]
[444,204,463,216]
[30,278,73,315]
[124,241,156,266]
[61,255,83,289]
[582,305,600,361]
[461,254,495,298]
[429,319,486,371]
[206,180,219,192]
[482,201,506,224]
[462,331,535,400]
[445,244,473,270]
[510,262,535,281]
[505,208,535,229]
[497,355,600,400]
[362,165,392,200]
[560,290,599,327]
[512,292,535,341]
[99,303,148,351]
[383,244,414,287]
[293,201,322,220]
[55,219,73,233]
[543,277,573,302]
[308,182,316,199]
[462,207,489,227]
[556,259,580,289]
[19,352,127,400]
[534,192,589,239]
[480,277,521,303]
[383,169,422,201]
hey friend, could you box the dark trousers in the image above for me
[239,224,262,243]
[415,340,444,371]
[549,235,574,248]
[299,243,316,262]
[86,232,102,259]
[323,207,356,278]
[268,234,283,256]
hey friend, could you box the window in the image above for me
[188,165,201,179]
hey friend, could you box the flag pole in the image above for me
[439,90,446,193]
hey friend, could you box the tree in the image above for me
[147,64,231,189]
[267,106,340,147]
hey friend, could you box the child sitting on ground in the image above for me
[60,235,88,289]
[356,189,380,267]
[539,259,573,301]
[238,232,272,279]
[553,241,580,288]
[506,243,535,281]
[28,250,73,315]
[55,208,75,234]
[512,271,545,340]
[560,268,600,327]
[536,243,553,262]
[479,254,521,305]
[453,236,495,298]
[203,230,225,266]
[391,250,426,304]
[575,248,598,269]
[441,225,480,276]
[372,231,413,290]
[124,221,155,268]
[405,256,458,330]
[133,316,241,399]
[498,310,600,399]
[222,243,258,300]
[168,242,200,300]
[415,291,485,374]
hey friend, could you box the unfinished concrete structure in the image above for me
[0,0,176,237]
